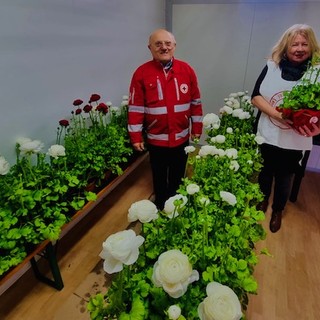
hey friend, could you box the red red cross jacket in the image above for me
[127,58,203,148]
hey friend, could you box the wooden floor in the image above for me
[0,157,320,320]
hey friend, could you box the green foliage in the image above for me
[281,62,320,111]
[87,91,269,319]
[0,95,135,277]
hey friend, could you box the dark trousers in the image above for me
[258,144,303,212]
[148,141,188,210]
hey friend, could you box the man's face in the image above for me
[148,30,176,64]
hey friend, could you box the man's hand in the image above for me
[133,142,145,152]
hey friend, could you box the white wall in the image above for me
[0,0,165,163]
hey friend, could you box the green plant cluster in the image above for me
[281,62,320,111]
[87,92,268,319]
[0,95,134,277]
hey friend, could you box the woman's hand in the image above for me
[296,123,320,137]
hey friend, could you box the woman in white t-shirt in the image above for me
[252,24,320,233]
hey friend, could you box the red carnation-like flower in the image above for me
[96,102,108,114]
[83,104,93,113]
[75,108,82,115]
[59,119,69,127]
[89,93,101,102]
[73,99,83,106]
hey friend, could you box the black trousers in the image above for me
[258,143,303,212]
[148,141,188,210]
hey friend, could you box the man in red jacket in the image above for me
[128,29,203,210]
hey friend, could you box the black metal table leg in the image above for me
[30,242,64,290]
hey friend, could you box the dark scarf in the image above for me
[279,58,311,81]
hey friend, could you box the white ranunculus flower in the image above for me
[47,144,66,159]
[238,111,251,120]
[16,137,32,146]
[198,281,242,320]
[254,135,265,145]
[185,145,196,154]
[199,196,210,206]
[230,98,240,109]
[225,148,238,159]
[186,183,200,195]
[215,135,226,144]
[99,229,144,274]
[202,113,220,128]
[232,108,243,118]
[168,305,182,320]
[229,160,239,172]
[163,194,188,218]
[225,100,233,107]
[220,105,233,115]
[19,139,44,155]
[0,156,10,175]
[152,249,199,298]
[226,127,233,134]
[128,199,158,223]
[229,93,238,98]
[220,191,237,206]
[237,91,245,97]
[106,100,113,106]
[216,148,226,157]
[110,106,121,114]
[198,145,217,157]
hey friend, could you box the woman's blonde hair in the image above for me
[271,24,320,65]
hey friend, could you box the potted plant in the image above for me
[277,59,320,130]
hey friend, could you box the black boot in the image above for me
[269,211,282,233]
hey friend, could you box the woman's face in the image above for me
[286,34,311,64]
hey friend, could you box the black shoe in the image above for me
[270,211,282,233]
[256,199,268,213]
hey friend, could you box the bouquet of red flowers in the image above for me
[276,61,320,130]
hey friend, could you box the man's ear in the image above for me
[148,45,151,50]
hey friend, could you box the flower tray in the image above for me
[276,108,320,130]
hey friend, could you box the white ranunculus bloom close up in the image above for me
[19,139,44,155]
[184,145,196,154]
[168,305,182,320]
[198,281,242,320]
[220,105,233,115]
[254,134,265,145]
[202,113,220,128]
[198,145,216,157]
[128,199,158,223]
[186,183,200,195]
[47,144,66,159]
[152,249,199,298]
[163,194,188,218]
[225,148,238,159]
[16,137,32,146]
[229,160,239,172]
[99,229,144,274]
[0,156,10,175]
[215,135,226,144]
[220,191,237,206]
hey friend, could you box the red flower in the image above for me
[73,99,83,106]
[75,108,82,115]
[96,102,108,114]
[83,104,93,113]
[89,94,101,103]
[59,119,69,127]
